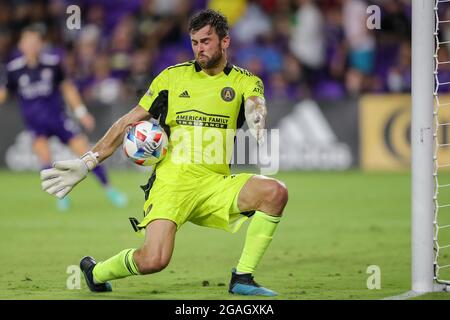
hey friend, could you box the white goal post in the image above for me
[412,0,449,293]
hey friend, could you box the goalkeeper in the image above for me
[40,9,288,297]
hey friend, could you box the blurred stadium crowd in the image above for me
[0,0,415,104]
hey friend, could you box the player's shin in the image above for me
[92,165,109,186]
[236,211,281,274]
[93,248,140,283]
[91,165,128,207]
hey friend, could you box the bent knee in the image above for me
[268,180,288,205]
[135,254,170,275]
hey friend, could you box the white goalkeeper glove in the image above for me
[142,139,161,157]
[124,124,160,158]
[40,151,99,199]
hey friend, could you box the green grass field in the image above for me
[0,169,449,300]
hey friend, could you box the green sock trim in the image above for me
[124,249,140,275]
[93,248,139,283]
[254,211,281,223]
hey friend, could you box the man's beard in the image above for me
[197,47,223,69]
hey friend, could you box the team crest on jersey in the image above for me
[221,87,235,102]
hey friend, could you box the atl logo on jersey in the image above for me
[221,87,235,102]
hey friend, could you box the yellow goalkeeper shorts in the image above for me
[135,164,255,233]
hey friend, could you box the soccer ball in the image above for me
[123,121,168,166]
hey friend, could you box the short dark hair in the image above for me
[188,9,229,40]
[22,23,46,39]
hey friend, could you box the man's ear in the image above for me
[221,35,230,50]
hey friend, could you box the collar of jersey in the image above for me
[194,61,233,78]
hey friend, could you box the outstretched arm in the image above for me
[41,105,151,198]
[60,80,95,132]
[245,96,267,145]
[92,106,150,162]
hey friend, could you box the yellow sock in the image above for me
[236,211,281,274]
[93,248,140,283]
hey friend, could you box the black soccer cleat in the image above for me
[80,256,112,292]
[228,268,277,296]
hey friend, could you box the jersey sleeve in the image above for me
[241,74,265,101]
[139,68,169,117]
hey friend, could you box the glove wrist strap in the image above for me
[81,151,99,171]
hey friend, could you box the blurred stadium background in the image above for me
[0,0,416,170]
[1,0,449,300]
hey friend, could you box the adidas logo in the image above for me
[179,90,190,98]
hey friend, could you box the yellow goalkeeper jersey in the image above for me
[138,60,264,176]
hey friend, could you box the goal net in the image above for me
[433,0,450,285]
